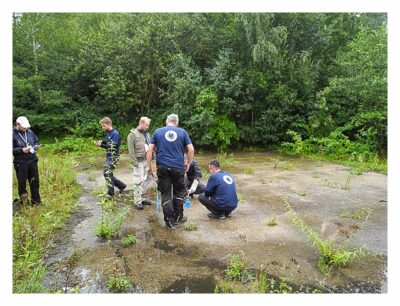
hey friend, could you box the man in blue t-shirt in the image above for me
[95,117,127,197]
[146,114,194,229]
[199,160,239,220]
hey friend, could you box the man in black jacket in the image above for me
[185,157,205,197]
[12,116,42,205]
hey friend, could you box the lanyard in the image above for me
[143,131,149,145]
[18,131,29,145]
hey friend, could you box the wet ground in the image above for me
[43,152,387,293]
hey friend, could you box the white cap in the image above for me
[16,116,31,128]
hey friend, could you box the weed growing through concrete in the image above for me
[217,259,295,293]
[237,193,245,204]
[224,255,246,281]
[95,208,129,240]
[339,208,372,221]
[271,157,293,170]
[122,234,137,246]
[244,167,254,174]
[234,232,247,241]
[322,174,352,190]
[57,251,82,293]
[282,197,366,276]
[266,217,278,227]
[107,277,132,293]
[106,264,132,293]
[184,223,198,231]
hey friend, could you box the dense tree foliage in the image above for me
[13,13,387,156]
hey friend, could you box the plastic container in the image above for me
[184,198,192,208]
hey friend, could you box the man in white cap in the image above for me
[12,116,42,205]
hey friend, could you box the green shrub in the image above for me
[281,130,387,174]
[46,136,99,154]
[95,208,128,240]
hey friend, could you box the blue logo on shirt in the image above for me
[165,130,177,142]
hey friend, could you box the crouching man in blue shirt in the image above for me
[199,160,238,220]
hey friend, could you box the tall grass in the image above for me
[13,147,81,292]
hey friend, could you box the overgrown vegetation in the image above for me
[12,147,81,293]
[282,130,386,174]
[282,197,366,276]
[13,13,387,155]
[216,152,236,167]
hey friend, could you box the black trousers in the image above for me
[198,193,233,215]
[157,165,186,224]
[104,157,126,196]
[14,160,41,204]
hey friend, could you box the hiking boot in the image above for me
[32,201,45,206]
[207,212,226,220]
[165,220,176,230]
[118,186,126,193]
[224,212,232,218]
[142,199,153,206]
[134,203,144,210]
[175,215,188,224]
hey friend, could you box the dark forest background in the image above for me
[13,13,387,157]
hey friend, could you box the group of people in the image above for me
[12,114,239,230]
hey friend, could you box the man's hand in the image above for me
[22,146,30,153]
[187,188,195,195]
[94,141,102,147]
[146,166,152,175]
[185,163,191,172]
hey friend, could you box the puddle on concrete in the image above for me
[43,152,387,293]
[160,276,216,293]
